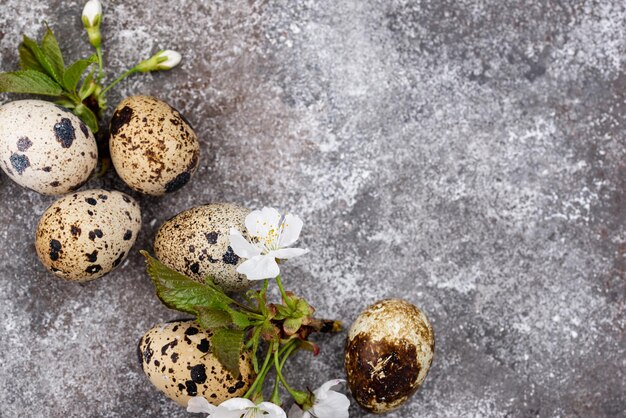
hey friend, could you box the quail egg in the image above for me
[153,203,252,292]
[109,95,200,196]
[345,298,435,414]
[35,189,141,281]
[0,100,98,195]
[138,320,254,407]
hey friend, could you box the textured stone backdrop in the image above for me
[0,0,625,417]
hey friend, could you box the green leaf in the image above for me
[0,70,63,96]
[78,67,96,100]
[228,309,252,329]
[41,26,65,82]
[211,328,244,376]
[197,307,232,329]
[21,35,62,84]
[142,251,233,315]
[73,104,99,133]
[18,43,45,72]
[63,55,96,92]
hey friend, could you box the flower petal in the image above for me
[310,391,350,418]
[288,404,305,418]
[278,213,303,247]
[258,401,288,418]
[236,255,280,280]
[218,397,256,410]
[229,228,262,259]
[187,396,216,413]
[270,248,309,260]
[314,379,346,399]
[245,207,281,238]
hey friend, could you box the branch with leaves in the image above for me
[142,207,350,418]
[0,0,181,134]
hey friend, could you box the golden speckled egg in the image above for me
[153,203,252,292]
[35,189,141,281]
[109,95,200,196]
[138,320,255,407]
[345,299,435,414]
[0,100,98,195]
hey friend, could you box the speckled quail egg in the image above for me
[138,320,255,407]
[345,299,435,414]
[109,95,200,196]
[0,100,98,195]
[153,203,252,292]
[35,189,141,281]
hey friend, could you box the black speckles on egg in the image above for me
[171,352,179,363]
[49,239,62,261]
[85,250,98,262]
[85,264,102,274]
[112,252,125,267]
[42,166,52,172]
[85,197,97,205]
[88,229,104,241]
[205,232,218,244]
[10,153,30,175]
[190,364,207,384]
[123,230,132,240]
[79,122,89,138]
[16,137,32,151]
[190,262,200,274]
[222,247,239,265]
[197,339,210,353]
[54,118,76,148]
[164,171,191,193]
[110,105,133,136]
[185,327,199,336]
[70,225,81,237]
[185,381,197,396]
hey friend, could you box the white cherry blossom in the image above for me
[229,207,308,280]
[289,380,350,418]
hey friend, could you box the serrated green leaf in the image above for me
[142,251,234,315]
[21,35,62,84]
[41,26,65,82]
[211,328,244,376]
[18,43,46,72]
[197,307,233,329]
[228,309,252,329]
[0,70,62,96]
[63,55,96,92]
[73,104,98,133]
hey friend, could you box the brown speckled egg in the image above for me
[345,299,435,414]
[154,203,252,292]
[0,100,98,195]
[109,95,199,196]
[35,189,141,281]
[138,320,254,407]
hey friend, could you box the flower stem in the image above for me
[100,67,137,96]
[243,342,275,399]
[96,46,104,82]
[275,275,295,310]
[274,345,307,405]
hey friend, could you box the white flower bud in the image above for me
[82,0,102,28]
[154,50,182,70]
[135,50,182,73]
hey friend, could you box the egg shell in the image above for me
[109,95,200,196]
[138,320,254,407]
[153,203,252,292]
[0,100,98,195]
[345,298,435,414]
[35,189,141,281]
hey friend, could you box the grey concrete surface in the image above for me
[1,0,625,417]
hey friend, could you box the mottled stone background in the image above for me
[0,1,625,417]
